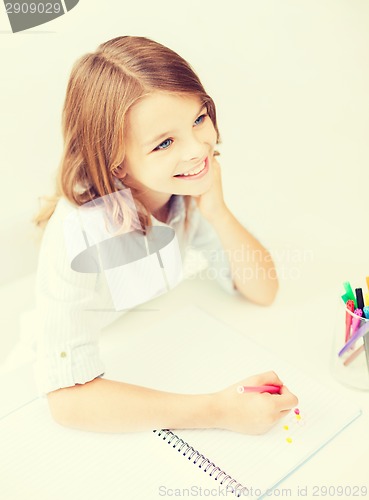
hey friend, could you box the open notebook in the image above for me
[0,307,361,499]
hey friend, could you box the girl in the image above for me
[34,35,298,434]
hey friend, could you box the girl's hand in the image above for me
[195,156,227,222]
[212,371,298,435]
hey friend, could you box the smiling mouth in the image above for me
[174,158,207,177]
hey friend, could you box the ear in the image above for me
[111,163,127,179]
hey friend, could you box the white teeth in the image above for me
[177,161,205,177]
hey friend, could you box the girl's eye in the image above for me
[153,113,207,151]
[154,138,173,151]
[194,113,207,126]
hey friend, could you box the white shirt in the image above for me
[33,195,237,394]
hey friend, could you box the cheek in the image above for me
[125,156,150,182]
[138,159,169,185]
[122,154,138,176]
[205,121,218,146]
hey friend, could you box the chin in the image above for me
[190,186,211,197]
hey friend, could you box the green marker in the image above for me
[341,293,350,304]
[343,281,357,309]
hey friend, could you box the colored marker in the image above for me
[366,276,369,292]
[351,309,363,337]
[339,320,369,356]
[237,384,281,394]
[355,288,365,312]
[363,306,369,319]
[345,300,355,342]
[341,293,350,304]
[343,345,365,366]
[343,281,357,309]
[365,292,369,307]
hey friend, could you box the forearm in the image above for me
[47,377,217,433]
[210,206,278,306]
[47,372,299,435]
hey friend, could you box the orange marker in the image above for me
[343,345,365,366]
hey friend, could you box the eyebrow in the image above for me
[143,104,207,148]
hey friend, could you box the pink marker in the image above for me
[351,309,363,337]
[237,384,281,394]
[345,300,355,341]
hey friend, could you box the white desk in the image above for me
[1,267,369,499]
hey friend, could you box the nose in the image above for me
[181,133,206,165]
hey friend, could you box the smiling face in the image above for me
[121,92,218,210]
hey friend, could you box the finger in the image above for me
[276,409,292,419]
[277,386,299,410]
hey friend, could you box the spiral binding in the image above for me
[153,429,248,497]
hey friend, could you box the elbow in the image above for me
[46,378,101,430]
[258,262,279,306]
[251,288,278,307]
[47,387,76,428]
[237,275,279,307]
[262,277,279,306]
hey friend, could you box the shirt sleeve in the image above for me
[187,206,239,295]
[33,200,122,395]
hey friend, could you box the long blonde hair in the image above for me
[34,36,221,231]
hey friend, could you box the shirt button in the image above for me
[60,351,67,358]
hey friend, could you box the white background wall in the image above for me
[0,0,368,291]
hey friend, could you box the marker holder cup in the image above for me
[331,303,369,391]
